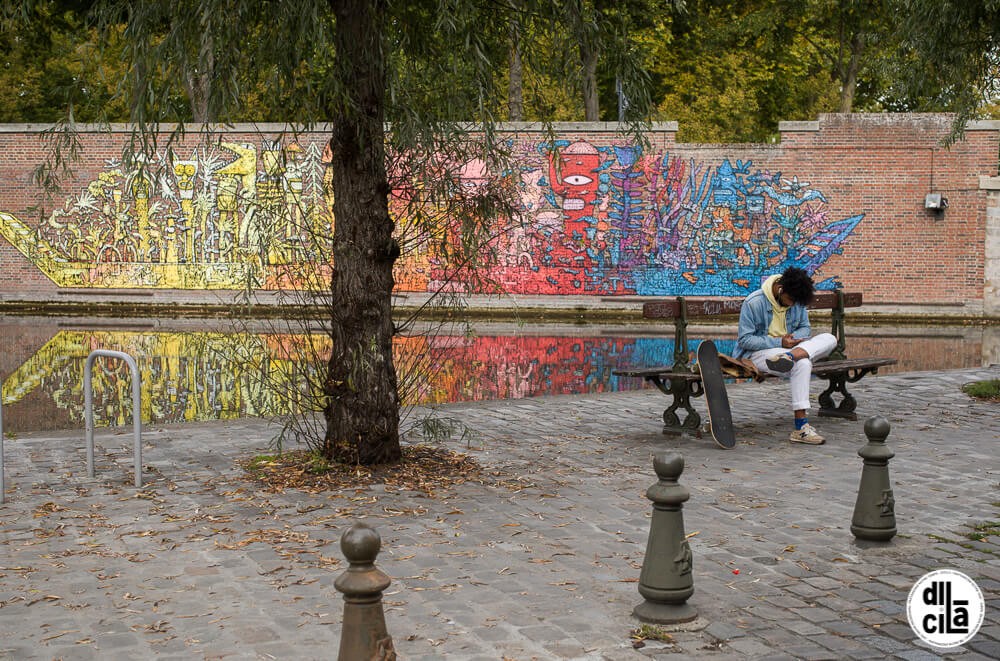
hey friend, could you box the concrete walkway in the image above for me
[0,367,997,660]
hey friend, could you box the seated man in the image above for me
[732,267,837,445]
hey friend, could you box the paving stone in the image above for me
[787,606,843,623]
[702,621,746,641]
[857,634,915,654]
[842,649,893,661]
[777,618,826,636]
[725,637,783,656]
[822,620,878,638]
[782,644,841,661]
[967,638,1000,659]
[802,576,844,591]
[896,650,945,661]
[863,599,905,615]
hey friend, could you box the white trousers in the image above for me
[748,333,838,412]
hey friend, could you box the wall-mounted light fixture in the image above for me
[924,193,948,214]
[925,147,947,215]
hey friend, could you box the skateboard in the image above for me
[696,340,736,449]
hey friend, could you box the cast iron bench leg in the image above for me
[817,367,880,420]
[817,372,857,419]
[652,376,703,436]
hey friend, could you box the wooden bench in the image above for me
[613,291,896,436]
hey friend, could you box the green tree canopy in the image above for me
[893,0,1000,132]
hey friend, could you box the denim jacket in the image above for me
[732,289,811,358]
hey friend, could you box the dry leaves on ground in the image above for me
[238,445,484,496]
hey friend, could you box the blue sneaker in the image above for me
[765,353,795,373]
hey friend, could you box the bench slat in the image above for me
[643,291,863,320]
[810,357,896,374]
[613,356,896,381]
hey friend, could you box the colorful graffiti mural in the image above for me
[1,323,988,434]
[0,136,862,295]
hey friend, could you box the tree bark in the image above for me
[838,32,864,113]
[581,41,599,121]
[325,0,401,465]
[508,11,524,122]
[181,17,213,123]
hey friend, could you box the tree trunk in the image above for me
[185,70,211,123]
[581,41,599,121]
[325,0,401,465]
[838,32,864,113]
[508,12,524,122]
[182,18,213,123]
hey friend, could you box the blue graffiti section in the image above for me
[630,155,860,295]
[511,143,863,296]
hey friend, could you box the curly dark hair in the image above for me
[778,267,815,305]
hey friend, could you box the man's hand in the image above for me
[781,334,804,348]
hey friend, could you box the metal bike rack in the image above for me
[85,350,144,488]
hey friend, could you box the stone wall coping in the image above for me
[3,115,993,138]
[0,121,680,134]
[6,116,994,135]
[967,120,1000,130]
[980,176,1000,190]
[777,121,821,132]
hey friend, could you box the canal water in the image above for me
[0,317,995,433]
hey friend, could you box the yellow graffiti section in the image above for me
[0,211,92,286]
[0,139,335,289]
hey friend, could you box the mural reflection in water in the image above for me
[0,323,989,434]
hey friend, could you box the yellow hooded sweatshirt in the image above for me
[762,274,789,337]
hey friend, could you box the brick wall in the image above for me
[0,114,996,315]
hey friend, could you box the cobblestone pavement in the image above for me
[0,367,997,660]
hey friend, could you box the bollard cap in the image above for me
[864,416,890,443]
[335,522,391,597]
[859,415,894,461]
[341,522,381,566]
[653,452,684,481]
[647,452,689,505]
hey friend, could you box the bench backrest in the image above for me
[643,291,862,320]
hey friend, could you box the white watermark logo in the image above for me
[906,570,985,648]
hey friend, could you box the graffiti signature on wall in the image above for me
[0,137,862,295]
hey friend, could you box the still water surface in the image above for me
[0,317,994,433]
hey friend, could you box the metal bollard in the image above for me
[851,416,897,541]
[334,522,396,661]
[633,452,698,624]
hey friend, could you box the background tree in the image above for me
[642,0,926,141]
[792,0,895,113]
[645,0,840,141]
[0,0,129,122]
[893,0,1000,132]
